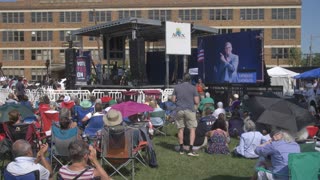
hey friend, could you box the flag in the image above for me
[197,40,204,62]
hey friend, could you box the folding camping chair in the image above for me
[288,152,320,180]
[149,110,166,136]
[84,115,104,138]
[3,169,39,180]
[50,125,78,172]
[41,110,59,133]
[74,105,94,130]
[101,125,146,180]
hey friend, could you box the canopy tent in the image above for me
[294,68,320,79]
[267,66,299,96]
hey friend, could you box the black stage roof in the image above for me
[73,18,218,40]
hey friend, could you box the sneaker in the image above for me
[187,151,199,157]
[179,149,184,155]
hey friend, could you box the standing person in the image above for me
[196,78,206,99]
[218,42,239,83]
[15,76,25,102]
[172,73,200,156]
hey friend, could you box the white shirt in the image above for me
[6,157,50,180]
[236,131,263,158]
[212,108,226,118]
[85,112,103,119]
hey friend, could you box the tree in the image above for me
[288,47,302,67]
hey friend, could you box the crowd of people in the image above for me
[0,74,313,180]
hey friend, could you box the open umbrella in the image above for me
[0,104,35,123]
[247,96,315,132]
[111,101,153,117]
[293,68,320,79]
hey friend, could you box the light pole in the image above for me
[309,35,320,66]
[45,59,50,83]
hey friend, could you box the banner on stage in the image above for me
[165,21,191,55]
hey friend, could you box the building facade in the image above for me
[0,0,301,81]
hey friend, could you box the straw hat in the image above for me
[80,100,92,109]
[103,109,123,126]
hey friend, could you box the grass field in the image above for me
[130,124,256,180]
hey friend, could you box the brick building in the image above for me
[0,0,301,81]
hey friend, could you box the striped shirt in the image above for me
[59,165,94,180]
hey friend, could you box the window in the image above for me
[2,31,24,42]
[272,8,296,20]
[218,29,233,34]
[89,11,111,22]
[118,11,141,19]
[272,28,296,40]
[87,49,103,61]
[59,49,65,62]
[3,68,24,79]
[271,48,289,59]
[2,12,24,23]
[59,31,80,41]
[31,12,53,23]
[2,50,24,61]
[31,68,46,81]
[209,9,233,20]
[60,11,81,22]
[31,31,53,41]
[31,49,52,61]
[178,9,202,20]
[240,9,264,20]
[148,10,171,21]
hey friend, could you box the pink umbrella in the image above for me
[111,101,153,117]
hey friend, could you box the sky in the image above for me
[301,0,320,54]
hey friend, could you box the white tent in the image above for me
[267,66,299,96]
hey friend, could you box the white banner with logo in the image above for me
[165,21,191,55]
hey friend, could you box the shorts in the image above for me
[175,110,197,129]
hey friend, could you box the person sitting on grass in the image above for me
[254,129,300,180]
[205,118,230,155]
[183,106,216,149]
[233,120,263,158]
[228,110,244,138]
[59,140,110,180]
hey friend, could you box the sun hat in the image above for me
[103,109,123,126]
[63,95,71,103]
[233,94,239,99]
[80,100,92,109]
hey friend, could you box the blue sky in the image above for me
[302,0,320,54]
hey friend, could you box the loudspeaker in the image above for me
[65,48,76,89]
[129,38,145,81]
[103,36,125,59]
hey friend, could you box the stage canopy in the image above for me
[73,17,218,40]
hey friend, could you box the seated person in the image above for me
[19,95,33,110]
[206,118,230,154]
[255,129,300,180]
[183,107,216,148]
[162,95,176,116]
[228,111,244,138]
[59,108,77,130]
[198,92,215,116]
[6,140,52,179]
[213,102,226,119]
[82,103,104,137]
[233,120,263,158]
[229,94,241,112]
[59,140,110,180]
[5,93,18,104]
[149,100,165,126]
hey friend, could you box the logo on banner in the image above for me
[172,28,185,39]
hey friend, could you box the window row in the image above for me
[2,31,81,42]
[2,68,25,79]
[1,8,298,23]
[272,28,296,40]
[271,48,289,59]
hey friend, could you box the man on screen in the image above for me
[218,42,239,83]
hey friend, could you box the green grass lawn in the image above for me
[122,124,257,180]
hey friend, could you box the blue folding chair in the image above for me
[73,105,94,130]
[84,115,104,138]
[4,169,39,180]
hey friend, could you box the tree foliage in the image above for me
[288,47,302,67]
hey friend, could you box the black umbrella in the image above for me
[247,96,315,132]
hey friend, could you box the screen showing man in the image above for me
[219,42,239,83]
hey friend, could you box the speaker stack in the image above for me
[129,38,145,84]
[65,48,76,89]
